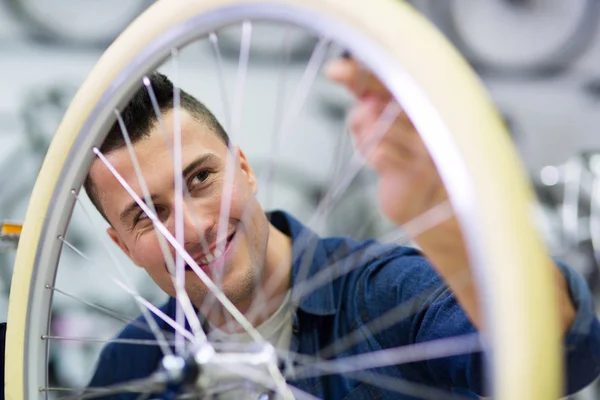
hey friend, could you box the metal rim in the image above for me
[9,1,552,398]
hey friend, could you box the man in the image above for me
[86,58,600,399]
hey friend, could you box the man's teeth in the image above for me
[198,245,226,265]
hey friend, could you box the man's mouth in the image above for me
[185,231,237,271]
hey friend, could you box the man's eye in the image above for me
[134,210,149,224]
[134,206,168,226]
[191,170,211,186]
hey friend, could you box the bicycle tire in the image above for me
[6,0,561,398]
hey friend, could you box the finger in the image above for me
[349,97,414,161]
[350,96,413,142]
[354,96,430,162]
[324,58,391,99]
[358,96,424,156]
[348,95,387,145]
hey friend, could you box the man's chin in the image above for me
[190,277,257,311]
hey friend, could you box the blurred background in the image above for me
[1,0,600,398]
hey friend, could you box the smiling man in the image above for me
[86,61,600,399]
[86,90,291,324]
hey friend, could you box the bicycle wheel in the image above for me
[6,0,562,399]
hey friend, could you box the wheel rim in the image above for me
[6,1,561,399]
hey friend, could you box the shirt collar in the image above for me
[268,211,337,316]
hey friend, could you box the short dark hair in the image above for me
[83,72,229,220]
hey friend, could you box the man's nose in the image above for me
[178,201,214,248]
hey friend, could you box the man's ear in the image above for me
[236,147,258,194]
[107,227,131,259]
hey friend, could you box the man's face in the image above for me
[89,110,270,310]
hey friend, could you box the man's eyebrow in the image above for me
[182,153,218,178]
[118,153,219,226]
[119,194,159,225]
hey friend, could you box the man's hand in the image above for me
[325,56,482,327]
[324,56,576,333]
[325,57,447,227]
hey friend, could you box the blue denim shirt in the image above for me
[90,211,600,399]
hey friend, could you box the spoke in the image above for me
[42,374,320,400]
[319,293,434,358]
[142,77,213,258]
[215,362,295,400]
[339,370,474,400]
[58,224,174,356]
[204,20,253,324]
[115,107,206,349]
[246,44,375,322]
[59,233,195,345]
[93,148,263,343]
[274,347,474,400]
[43,374,165,400]
[135,392,152,400]
[246,234,408,327]
[262,27,293,210]
[176,382,244,399]
[183,383,320,400]
[143,75,171,152]
[48,285,165,335]
[327,120,352,192]
[292,100,403,290]
[293,333,481,380]
[591,176,600,266]
[47,287,179,342]
[377,227,410,244]
[324,100,402,207]
[230,20,252,144]
[220,26,294,330]
[145,69,231,331]
[172,48,188,355]
[42,335,175,346]
[288,101,404,291]
[215,19,252,250]
[324,62,373,197]
[208,32,231,132]
[293,200,453,304]
[261,35,331,209]
[276,36,330,144]
[320,270,471,360]
[250,266,441,366]
[266,358,294,400]
[562,157,582,246]
[279,353,472,400]
[109,268,198,344]
[246,98,454,348]
[288,386,322,400]
[286,205,460,362]
[245,199,452,325]
[40,387,94,392]
[328,55,374,175]
[376,199,453,245]
[143,74,217,301]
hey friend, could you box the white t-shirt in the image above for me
[204,291,294,399]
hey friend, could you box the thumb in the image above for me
[324,57,391,100]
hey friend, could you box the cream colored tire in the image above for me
[6,0,561,399]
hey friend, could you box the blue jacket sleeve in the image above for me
[556,261,600,393]
[358,247,600,396]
